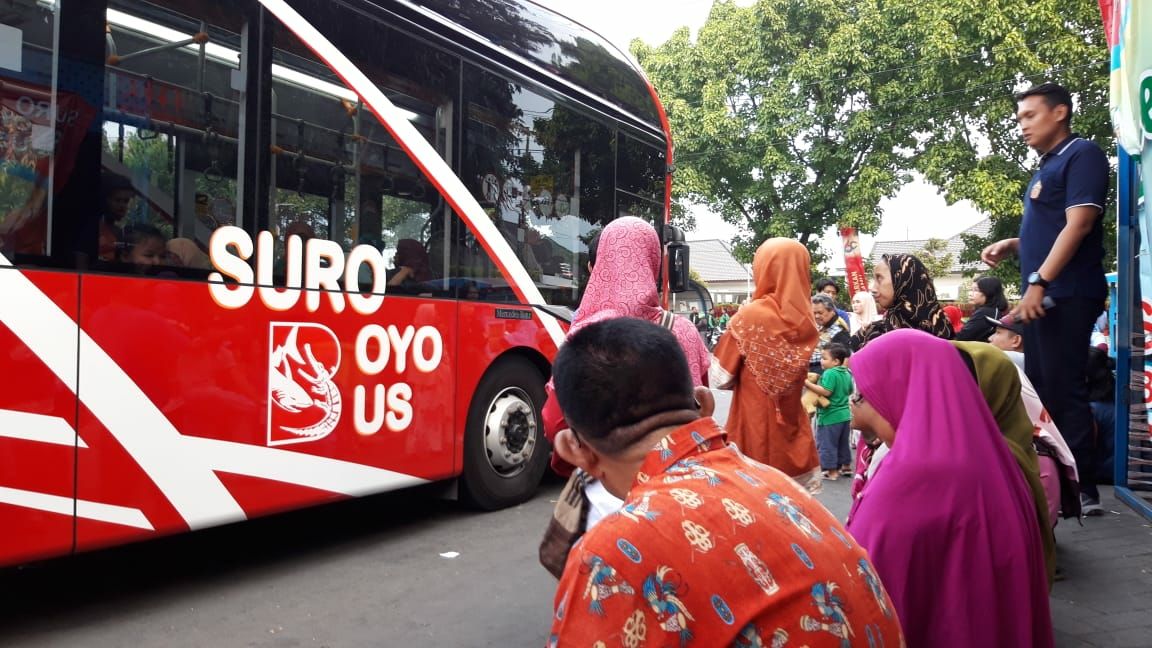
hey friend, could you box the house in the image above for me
[869,219,992,301]
[687,239,753,305]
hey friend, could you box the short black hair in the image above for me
[552,318,697,453]
[1014,82,1073,125]
[102,171,134,195]
[123,222,165,247]
[814,277,839,295]
[587,229,602,268]
[823,343,850,364]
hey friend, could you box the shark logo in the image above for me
[268,322,342,446]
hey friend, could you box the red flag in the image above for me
[1100,0,1119,48]
[840,227,869,298]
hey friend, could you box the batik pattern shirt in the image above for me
[547,418,903,647]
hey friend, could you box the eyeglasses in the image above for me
[851,393,865,406]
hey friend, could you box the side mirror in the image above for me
[663,224,689,294]
[667,239,690,294]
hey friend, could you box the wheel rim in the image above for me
[482,386,538,478]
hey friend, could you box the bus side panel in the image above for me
[453,302,559,476]
[75,275,458,552]
[74,275,208,552]
[0,269,79,567]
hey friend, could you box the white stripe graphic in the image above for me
[0,270,78,392]
[0,486,153,530]
[77,335,246,528]
[0,254,246,529]
[0,409,87,448]
[183,436,429,496]
[256,0,565,350]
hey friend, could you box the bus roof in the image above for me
[400,0,664,133]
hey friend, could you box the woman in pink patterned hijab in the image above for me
[570,216,710,384]
[537,218,713,566]
[543,217,710,478]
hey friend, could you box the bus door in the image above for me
[75,0,255,551]
[259,0,461,484]
[0,1,82,565]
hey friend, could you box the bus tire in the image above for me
[461,357,549,510]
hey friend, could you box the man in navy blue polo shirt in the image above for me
[981,82,1109,515]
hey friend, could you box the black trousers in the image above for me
[1023,296,1105,500]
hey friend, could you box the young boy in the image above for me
[986,314,1026,371]
[804,343,853,480]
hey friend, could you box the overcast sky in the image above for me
[534,0,989,261]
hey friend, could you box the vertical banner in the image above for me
[1107,0,1152,507]
[1110,0,1152,439]
[839,227,868,298]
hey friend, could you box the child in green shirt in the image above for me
[804,343,854,480]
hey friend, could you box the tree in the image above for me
[632,0,920,266]
[915,238,955,280]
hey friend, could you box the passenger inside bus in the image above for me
[388,238,432,293]
[284,220,316,243]
[98,173,137,263]
[121,223,167,269]
[166,238,211,270]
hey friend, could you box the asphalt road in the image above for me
[0,390,855,648]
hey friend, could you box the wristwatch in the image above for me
[1027,271,1050,289]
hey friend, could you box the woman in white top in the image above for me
[849,291,881,335]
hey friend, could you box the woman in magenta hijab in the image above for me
[845,329,1053,647]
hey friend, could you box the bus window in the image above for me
[616,133,665,222]
[268,2,458,296]
[0,0,62,264]
[99,0,246,274]
[461,66,615,307]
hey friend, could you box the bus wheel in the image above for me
[461,357,549,510]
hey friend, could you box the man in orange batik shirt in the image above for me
[545,317,903,647]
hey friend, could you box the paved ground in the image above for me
[0,387,1147,647]
[1049,487,1152,648]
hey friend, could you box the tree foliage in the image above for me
[633,0,1112,281]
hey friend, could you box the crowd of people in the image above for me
[537,82,1110,646]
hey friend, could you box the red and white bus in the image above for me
[0,0,685,567]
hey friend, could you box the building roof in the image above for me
[687,239,753,283]
[869,218,991,274]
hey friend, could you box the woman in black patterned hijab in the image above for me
[850,253,953,351]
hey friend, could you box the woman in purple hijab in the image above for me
[845,329,1053,647]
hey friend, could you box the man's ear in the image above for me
[554,428,600,475]
[693,385,715,418]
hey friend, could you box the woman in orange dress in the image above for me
[710,238,822,492]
